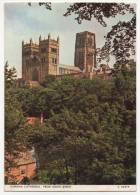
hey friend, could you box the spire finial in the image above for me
[57,36,59,42]
[39,35,41,42]
[48,33,50,39]
[30,38,33,44]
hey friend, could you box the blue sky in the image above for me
[5,3,135,77]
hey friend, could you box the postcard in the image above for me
[4,0,136,191]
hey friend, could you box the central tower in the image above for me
[74,31,96,72]
[39,34,59,79]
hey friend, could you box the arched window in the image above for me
[32,68,39,81]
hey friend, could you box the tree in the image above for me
[41,75,56,88]
[99,14,136,65]
[5,2,136,185]
[14,87,43,117]
[5,64,28,170]
[22,67,135,184]
[28,2,51,10]
[5,61,17,89]
[63,3,134,26]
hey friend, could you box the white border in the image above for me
[0,0,140,194]
[0,0,4,194]
[4,185,136,192]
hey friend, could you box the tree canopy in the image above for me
[63,3,134,26]
[5,64,28,170]
[12,64,136,185]
[5,2,136,185]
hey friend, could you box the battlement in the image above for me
[22,34,59,48]
[22,39,39,49]
[22,44,39,49]
[39,38,58,44]
[39,34,59,44]
[76,31,95,36]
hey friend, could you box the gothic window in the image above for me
[33,51,38,55]
[51,48,57,53]
[21,169,26,175]
[87,37,92,46]
[76,38,80,47]
[33,56,38,63]
[79,38,83,47]
[52,58,57,64]
[41,48,46,53]
[88,36,94,47]
[80,35,86,47]
[78,53,84,70]
[41,58,45,63]
[87,53,93,66]
[7,168,11,173]
[77,38,82,47]
[26,60,28,66]
[24,51,30,56]
[32,68,39,81]
[59,68,62,74]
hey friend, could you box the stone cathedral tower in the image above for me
[74,31,96,72]
[22,34,59,82]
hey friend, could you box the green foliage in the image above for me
[5,62,17,89]
[5,64,28,169]
[41,75,56,88]
[37,170,51,184]
[14,87,43,117]
[5,2,136,183]
[16,65,136,185]
[64,3,134,26]
[5,63,136,184]
[99,15,136,65]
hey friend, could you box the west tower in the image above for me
[22,39,39,81]
[22,34,59,82]
[74,31,96,72]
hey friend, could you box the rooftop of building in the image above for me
[58,64,82,72]
[15,150,36,166]
[76,31,95,35]
[22,34,59,47]
[22,42,39,48]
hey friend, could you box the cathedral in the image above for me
[22,31,112,83]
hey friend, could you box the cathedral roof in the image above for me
[58,64,81,72]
